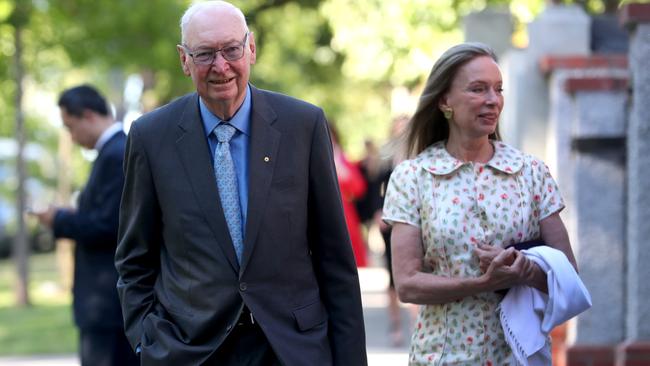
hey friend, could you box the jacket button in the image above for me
[239,282,247,291]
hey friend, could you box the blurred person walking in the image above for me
[364,114,413,346]
[114,1,366,365]
[330,124,368,267]
[31,85,138,366]
[383,43,583,365]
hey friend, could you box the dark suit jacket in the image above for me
[116,86,367,365]
[54,131,126,330]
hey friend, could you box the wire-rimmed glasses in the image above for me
[181,32,249,65]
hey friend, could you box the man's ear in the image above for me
[248,32,256,65]
[177,45,191,76]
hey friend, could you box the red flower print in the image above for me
[428,356,433,362]
[452,197,460,205]
[548,184,553,192]
[418,322,422,330]
[500,193,508,200]
[478,193,485,201]
[505,166,512,172]
[532,160,538,166]
[467,336,473,344]
[486,362,493,366]
[470,236,478,244]
[478,166,484,173]
[534,194,541,202]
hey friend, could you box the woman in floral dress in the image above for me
[382,43,578,365]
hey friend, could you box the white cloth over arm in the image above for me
[499,246,592,366]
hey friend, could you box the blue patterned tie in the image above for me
[214,123,243,263]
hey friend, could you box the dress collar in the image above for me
[421,140,525,175]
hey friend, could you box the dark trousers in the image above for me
[204,311,282,366]
[79,327,139,366]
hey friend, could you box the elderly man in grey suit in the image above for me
[114,1,367,365]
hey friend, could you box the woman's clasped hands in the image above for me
[474,243,544,292]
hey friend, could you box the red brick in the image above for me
[568,344,616,366]
[617,341,650,365]
[620,3,650,28]
[539,55,628,74]
[564,77,629,93]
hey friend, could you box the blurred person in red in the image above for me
[330,123,368,267]
[356,114,412,345]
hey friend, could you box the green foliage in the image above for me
[250,2,344,115]
[46,0,191,103]
[0,0,625,160]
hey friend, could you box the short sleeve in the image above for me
[382,160,421,227]
[532,158,565,220]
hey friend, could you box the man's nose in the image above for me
[209,52,229,71]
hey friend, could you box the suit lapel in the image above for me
[175,94,240,273]
[240,87,280,275]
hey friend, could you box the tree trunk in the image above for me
[12,16,30,307]
[56,129,74,292]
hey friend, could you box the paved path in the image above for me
[0,267,410,366]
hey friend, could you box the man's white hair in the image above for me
[180,1,248,44]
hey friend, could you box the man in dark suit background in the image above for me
[115,1,367,365]
[32,85,138,366]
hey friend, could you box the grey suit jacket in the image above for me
[116,86,367,365]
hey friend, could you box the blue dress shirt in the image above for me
[200,86,251,235]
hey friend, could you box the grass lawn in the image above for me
[0,252,78,355]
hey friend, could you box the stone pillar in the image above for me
[544,64,628,366]
[463,7,513,57]
[500,4,590,160]
[619,3,650,365]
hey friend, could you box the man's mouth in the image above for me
[209,77,235,85]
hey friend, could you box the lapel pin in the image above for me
[264,156,270,162]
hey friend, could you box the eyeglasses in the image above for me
[181,33,249,65]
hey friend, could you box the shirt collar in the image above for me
[421,140,524,175]
[94,122,122,151]
[200,85,252,137]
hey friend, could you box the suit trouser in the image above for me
[204,309,282,366]
[79,327,139,366]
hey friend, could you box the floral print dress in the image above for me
[383,141,564,365]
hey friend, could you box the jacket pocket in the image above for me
[292,299,328,331]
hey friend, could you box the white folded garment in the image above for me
[499,246,592,366]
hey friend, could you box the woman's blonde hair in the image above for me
[405,42,501,157]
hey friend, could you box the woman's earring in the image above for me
[443,108,453,120]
